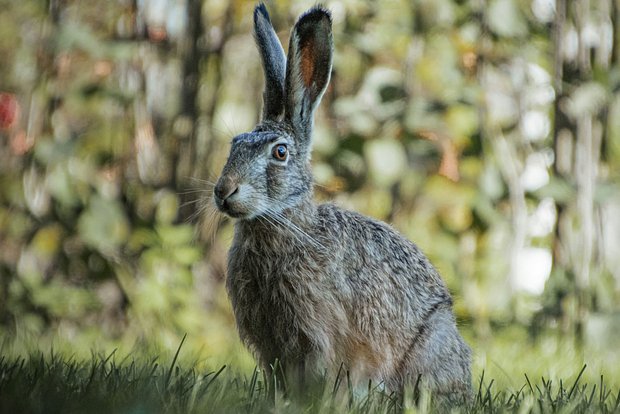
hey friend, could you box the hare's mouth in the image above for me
[215,198,254,219]
[213,187,259,219]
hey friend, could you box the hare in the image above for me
[213,4,471,402]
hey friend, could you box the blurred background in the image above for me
[0,0,619,387]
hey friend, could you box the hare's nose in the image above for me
[214,178,239,202]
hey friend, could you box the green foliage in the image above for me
[0,0,619,391]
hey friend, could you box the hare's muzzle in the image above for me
[213,176,241,215]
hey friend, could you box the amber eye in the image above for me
[272,144,288,161]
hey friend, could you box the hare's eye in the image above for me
[272,144,288,161]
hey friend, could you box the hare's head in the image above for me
[213,4,332,220]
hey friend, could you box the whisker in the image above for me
[185,176,217,186]
[186,196,213,224]
[261,211,306,248]
[199,203,223,244]
[275,215,324,250]
[177,188,212,196]
[217,115,238,139]
[179,197,203,210]
[259,200,325,251]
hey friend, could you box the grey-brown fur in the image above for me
[213,4,471,402]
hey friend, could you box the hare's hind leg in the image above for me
[397,307,472,405]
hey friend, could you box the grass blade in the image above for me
[568,364,587,399]
[165,333,187,388]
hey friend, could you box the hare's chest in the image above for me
[227,246,313,311]
[226,245,332,353]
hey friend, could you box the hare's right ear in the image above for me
[254,4,286,121]
[284,7,333,153]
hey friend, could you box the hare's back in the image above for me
[316,203,451,307]
[315,204,456,377]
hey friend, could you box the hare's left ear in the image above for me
[284,7,333,149]
[254,4,287,121]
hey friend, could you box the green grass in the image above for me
[2,326,619,413]
[1,349,619,413]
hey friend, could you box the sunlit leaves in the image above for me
[1,0,619,361]
[78,195,130,255]
[564,82,608,119]
[488,0,528,38]
[364,138,407,187]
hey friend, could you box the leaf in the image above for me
[78,195,129,254]
[156,224,194,247]
[444,104,478,148]
[439,203,473,233]
[31,282,100,318]
[425,175,476,208]
[488,0,528,38]
[172,246,201,266]
[564,82,608,119]
[155,190,180,224]
[364,138,408,186]
[534,176,575,203]
[31,224,63,258]
[46,164,79,207]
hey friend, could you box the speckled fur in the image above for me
[213,4,471,402]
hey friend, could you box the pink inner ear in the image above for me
[300,39,315,89]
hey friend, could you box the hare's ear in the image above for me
[284,7,333,149]
[254,3,286,121]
